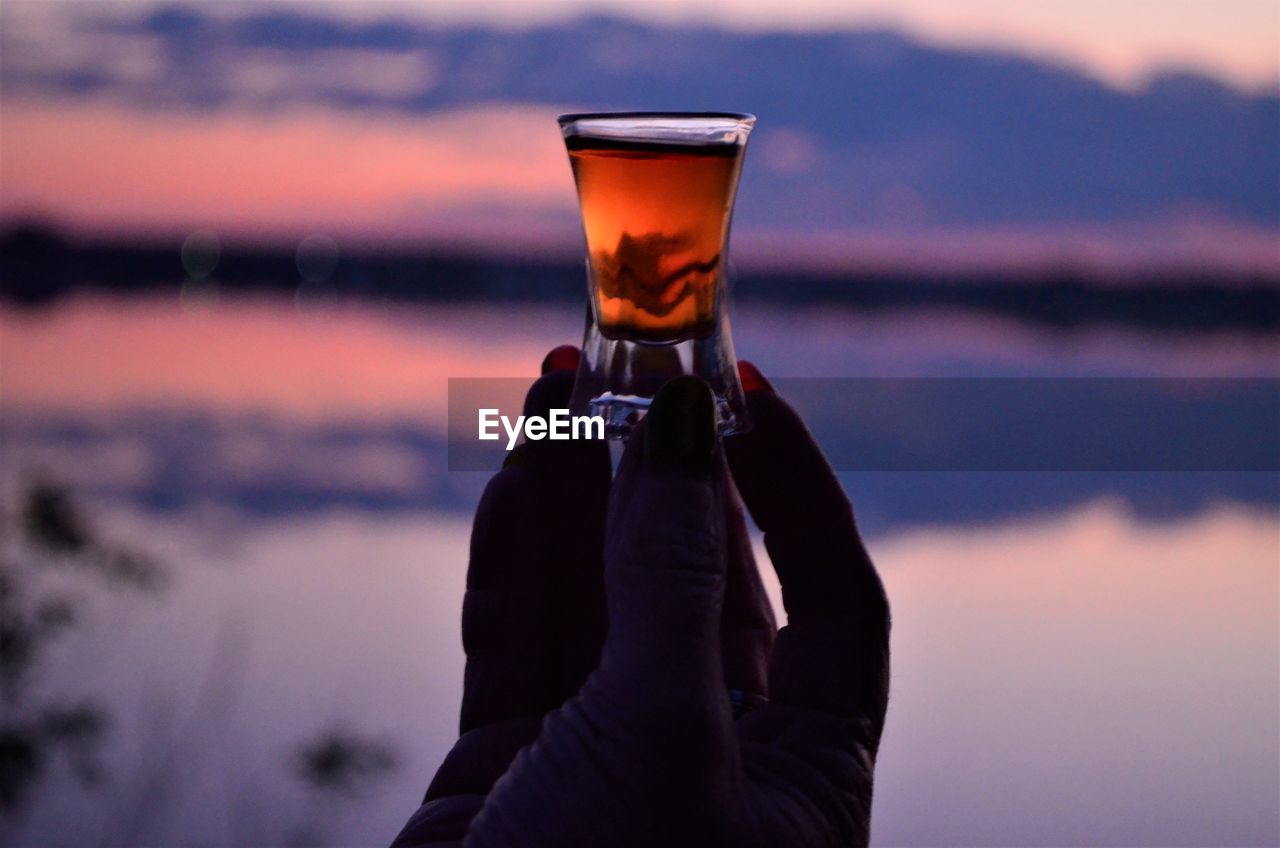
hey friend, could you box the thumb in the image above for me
[601,377,727,696]
[464,379,739,847]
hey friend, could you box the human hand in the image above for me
[392,348,889,847]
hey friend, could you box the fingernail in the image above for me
[737,360,773,394]
[645,376,716,469]
[541,345,580,374]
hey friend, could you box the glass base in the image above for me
[588,392,745,439]
[570,306,749,440]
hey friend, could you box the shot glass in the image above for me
[559,111,755,438]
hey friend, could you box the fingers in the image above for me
[522,365,613,699]
[462,380,769,847]
[465,378,741,844]
[459,348,611,734]
[724,362,889,731]
[462,460,557,732]
[724,362,884,623]
[600,377,729,699]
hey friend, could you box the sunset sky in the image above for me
[95,0,1279,89]
[2,0,1277,271]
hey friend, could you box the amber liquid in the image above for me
[567,137,744,342]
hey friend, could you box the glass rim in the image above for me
[558,111,755,146]
[557,111,756,125]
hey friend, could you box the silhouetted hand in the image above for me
[392,348,889,847]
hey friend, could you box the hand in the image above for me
[392,348,889,847]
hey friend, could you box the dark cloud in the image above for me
[2,3,1277,227]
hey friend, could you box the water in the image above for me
[1,297,1276,846]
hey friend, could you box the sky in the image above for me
[155,0,1280,90]
[1,0,1277,272]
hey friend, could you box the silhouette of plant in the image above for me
[282,727,402,847]
[0,477,167,814]
[293,728,400,798]
[1,477,405,846]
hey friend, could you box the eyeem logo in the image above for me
[479,409,606,451]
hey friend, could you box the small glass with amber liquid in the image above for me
[560,112,754,437]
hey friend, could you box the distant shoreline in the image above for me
[2,224,1276,333]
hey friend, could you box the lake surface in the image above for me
[1,297,1276,846]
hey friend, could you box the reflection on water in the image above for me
[873,503,1278,847]
[3,504,1275,847]
[3,298,1277,528]
[0,298,1277,845]
[592,230,719,339]
[567,133,741,340]
[5,298,1277,423]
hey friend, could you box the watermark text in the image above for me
[478,408,605,450]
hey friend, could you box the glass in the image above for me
[559,111,755,438]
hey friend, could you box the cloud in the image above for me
[1,3,1277,231]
